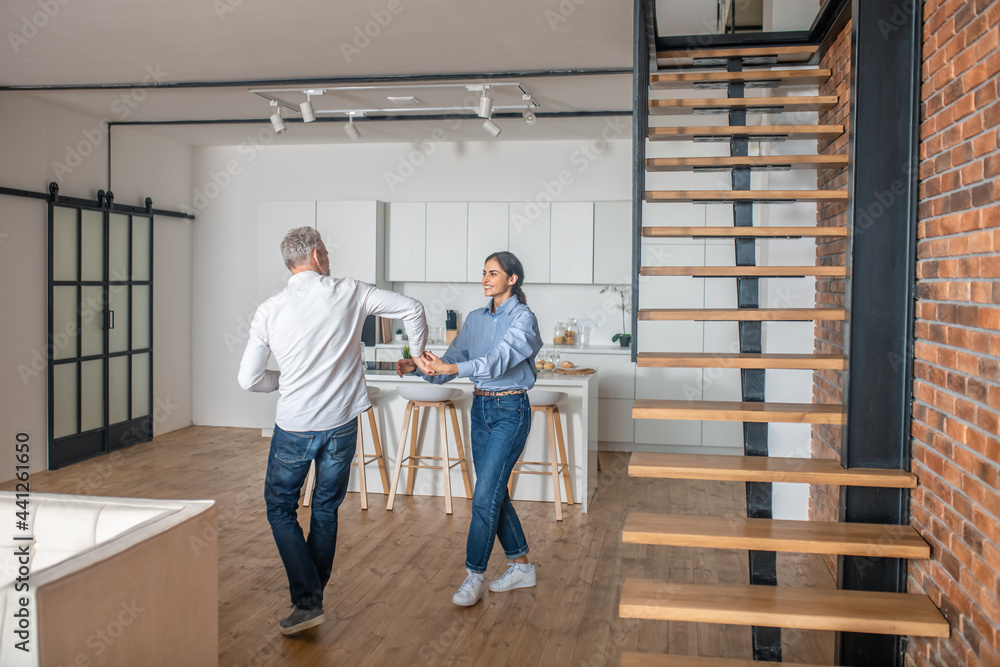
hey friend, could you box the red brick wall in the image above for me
[809,18,852,548]
[908,0,1000,664]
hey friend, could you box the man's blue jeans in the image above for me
[466,393,531,573]
[264,419,357,611]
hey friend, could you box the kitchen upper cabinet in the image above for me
[257,201,315,302]
[508,202,550,284]
[550,202,594,284]
[385,202,426,282]
[425,203,468,282]
[594,201,632,285]
[317,201,384,286]
[467,203,509,282]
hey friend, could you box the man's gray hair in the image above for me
[281,226,324,269]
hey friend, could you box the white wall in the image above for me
[190,135,631,428]
[0,93,192,478]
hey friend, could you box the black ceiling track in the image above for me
[0,67,631,93]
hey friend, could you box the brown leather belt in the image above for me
[473,389,526,397]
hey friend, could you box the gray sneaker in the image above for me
[279,606,325,635]
[452,573,486,606]
[489,563,536,592]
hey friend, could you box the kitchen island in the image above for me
[362,369,598,512]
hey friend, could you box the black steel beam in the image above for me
[0,68,631,92]
[631,0,649,362]
[0,183,194,219]
[839,0,923,664]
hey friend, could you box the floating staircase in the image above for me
[620,42,948,663]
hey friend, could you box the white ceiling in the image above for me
[0,0,643,145]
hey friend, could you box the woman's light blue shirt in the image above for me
[422,296,542,390]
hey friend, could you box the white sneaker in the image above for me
[452,572,485,606]
[489,563,536,592]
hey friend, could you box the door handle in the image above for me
[108,310,115,330]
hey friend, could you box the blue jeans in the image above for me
[264,420,357,611]
[466,393,531,573]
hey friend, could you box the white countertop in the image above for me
[375,343,630,356]
[364,369,596,386]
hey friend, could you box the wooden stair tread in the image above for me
[637,352,846,370]
[640,265,847,277]
[650,69,831,89]
[645,190,848,203]
[656,45,819,66]
[648,125,844,141]
[621,654,835,667]
[642,226,847,238]
[646,155,848,171]
[638,308,847,321]
[632,399,845,425]
[628,451,918,488]
[620,579,949,637]
[622,513,930,559]
[649,96,838,114]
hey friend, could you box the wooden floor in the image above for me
[5,426,836,666]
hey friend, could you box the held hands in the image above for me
[395,351,456,377]
[420,351,457,376]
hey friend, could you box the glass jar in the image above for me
[564,318,578,347]
[553,321,566,345]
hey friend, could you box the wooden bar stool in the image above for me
[304,386,389,510]
[508,390,575,521]
[386,385,473,515]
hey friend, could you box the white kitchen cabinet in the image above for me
[598,398,635,444]
[508,202,551,284]
[467,203,509,282]
[594,201,632,285]
[425,202,468,282]
[386,203,426,282]
[550,202,594,284]
[316,201,385,286]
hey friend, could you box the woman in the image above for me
[396,251,543,606]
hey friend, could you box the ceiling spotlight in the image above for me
[482,119,501,138]
[478,89,493,119]
[344,116,361,140]
[269,101,286,134]
[522,110,537,126]
[300,97,316,123]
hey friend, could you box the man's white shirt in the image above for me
[238,271,426,432]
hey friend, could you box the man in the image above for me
[238,226,429,635]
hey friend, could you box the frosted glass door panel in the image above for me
[109,214,130,280]
[80,360,104,433]
[53,364,77,439]
[52,287,78,361]
[132,286,151,349]
[80,285,104,358]
[132,217,151,281]
[109,356,129,425]
[132,353,150,419]
[108,285,129,354]
[53,207,78,281]
[81,210,104,282]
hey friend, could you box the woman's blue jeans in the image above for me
[466,393,531,573]
[264,419,357,611]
